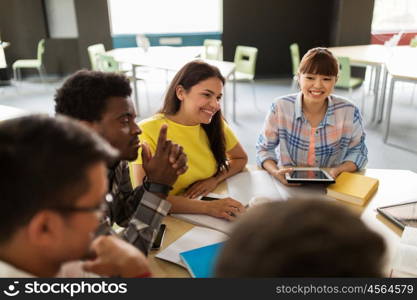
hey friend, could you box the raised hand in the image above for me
[142,124,188,186]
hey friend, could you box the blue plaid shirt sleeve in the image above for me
[256,102,280,168]
[342,107,368,169]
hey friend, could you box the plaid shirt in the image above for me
[99,160,171,255]
[256,93,368,169]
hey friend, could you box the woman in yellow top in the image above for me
[132,61,248,221]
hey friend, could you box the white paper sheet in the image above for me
[392,226,417,276]
[226,170,285,205]
[155,226,228,267]
[226,170,329,206]
[170,213,234,234]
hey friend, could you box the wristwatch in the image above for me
[143,176,173,195]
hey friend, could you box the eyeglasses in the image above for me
[49,194,112,217]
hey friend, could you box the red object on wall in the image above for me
[371,32,417,45]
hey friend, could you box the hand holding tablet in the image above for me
[285,167,335,184]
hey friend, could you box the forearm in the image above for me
[262,159,279,174]
[331,161,357,177]
[167,195,209,214]
[122,191,171,255]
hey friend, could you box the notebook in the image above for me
[179,242,225,278]
[155,226,228,267]
[326,172,379,206]
[391,226,417,277]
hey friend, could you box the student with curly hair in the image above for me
[54,70,187,254]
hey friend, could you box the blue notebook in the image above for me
[179,242,225,278]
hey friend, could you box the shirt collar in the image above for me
[295,92,335,127]
[0,260,35,278]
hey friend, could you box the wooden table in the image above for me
[106,47,236,119]
[148,168,417,277]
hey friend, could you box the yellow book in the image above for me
[326,172,379,206]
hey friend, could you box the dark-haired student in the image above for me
[54,70,187,254]
[256,47,368,186]
[132,61,248,221]
[216,199,386,277]
[0,115,150,277]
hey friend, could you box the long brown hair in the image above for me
[159,60,228,174]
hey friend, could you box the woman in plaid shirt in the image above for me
[256,47,367,186]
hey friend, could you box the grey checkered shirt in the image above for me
[98,161,171,255]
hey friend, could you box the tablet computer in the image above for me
[377,200,417,229]
[285,167,335,184]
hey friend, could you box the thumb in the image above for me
[141,143,152,167]
[82,258,100,273]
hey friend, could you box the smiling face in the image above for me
[176,77,223,125]
[298,73,337,103]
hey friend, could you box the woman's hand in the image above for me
[205,198,246,221]
[328,162,357,179]
[184,177,218,199]
[270,167,301,186]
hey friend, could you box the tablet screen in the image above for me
[289,170,329,180]
[377,201,417,229]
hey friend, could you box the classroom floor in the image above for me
[1,74,417,172]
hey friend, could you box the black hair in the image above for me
[216,199,385,277]
[159,60,228,174]
[0,115,117,244]
[54,70,132,121]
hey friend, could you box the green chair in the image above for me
[411,36,417,48]
[87,43,106,71]
[12,39,46,82]
[335,57,363,89]
[335,56,364,110]
[289,43,300,90]
[232,46,258,120]
[202,39,222,60]
[96,53,149,110]
[96,53,120,72]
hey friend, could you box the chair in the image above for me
[87,43,106,71]
[289,43,300,90]
[335,56,364,110]
[96,53,149,110]
[234,45,258,95]
[12,39,46,83]
[411,35,417,48]
[96,54,120,72]
[202,39,222,60]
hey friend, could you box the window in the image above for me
[372,0,417,33]
[108,0,222,34]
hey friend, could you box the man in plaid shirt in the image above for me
[54,70,187,255]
